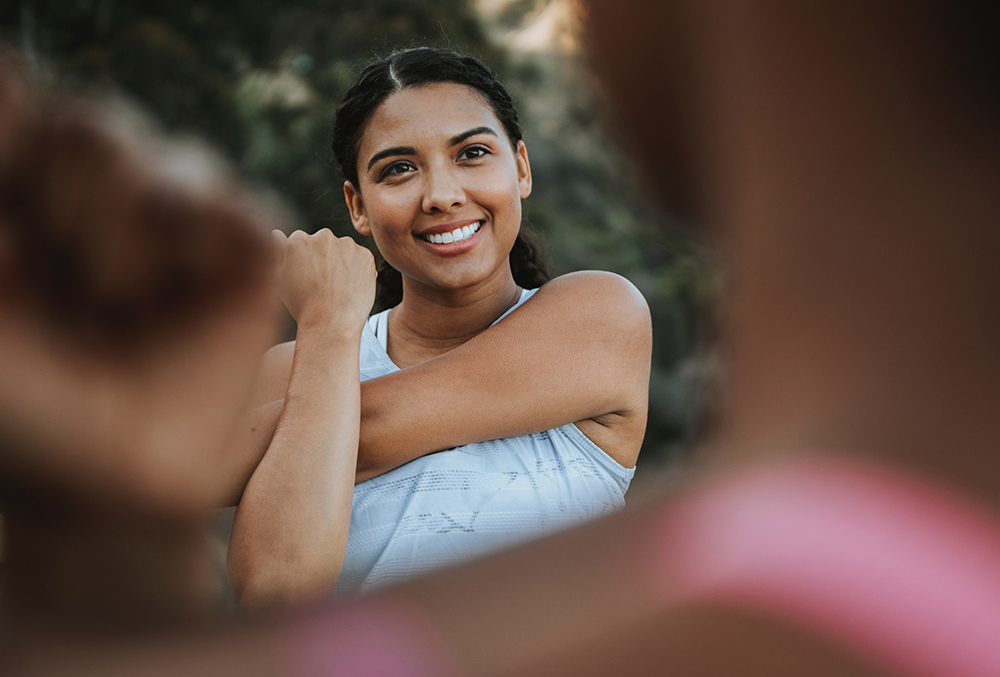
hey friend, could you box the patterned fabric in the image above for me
[334,288,634,594]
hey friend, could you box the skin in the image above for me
[226,82,651,607]
[0,116,276,515]
[226,229,375,611]
[13,0,996,672]
[0,84,276,624]
[347,82,532,352]
[236,270,650,487]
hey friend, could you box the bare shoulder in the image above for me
[535,271,650,319]
[529,271,652,354]
[248,340,296,408]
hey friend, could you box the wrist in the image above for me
[295,305,367,339]
[295,316,365,346]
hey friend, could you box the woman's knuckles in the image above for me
[273,231,375,327]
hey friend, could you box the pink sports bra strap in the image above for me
[655,460,1000,677]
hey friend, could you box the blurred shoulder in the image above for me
[262,340,296,369]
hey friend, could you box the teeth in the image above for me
[423,220,481,244]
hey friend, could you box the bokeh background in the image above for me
[0,0,716,475]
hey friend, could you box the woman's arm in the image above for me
[226,230,374,610]
[358,271,651,477]
[231,270,650,490]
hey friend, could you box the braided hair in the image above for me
[331,47,549,309]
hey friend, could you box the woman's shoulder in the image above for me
[530,271,651,335]
[536,270,648,304]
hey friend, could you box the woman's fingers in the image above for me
[275,229,375,331]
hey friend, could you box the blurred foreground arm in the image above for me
[5,479,889,677]
[0,59,282,624]
[0,79,276,513]
[0,58,286,627]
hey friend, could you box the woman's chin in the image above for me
[410,266,511,296]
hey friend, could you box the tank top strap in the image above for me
[496,287,537,323]
[367,287,537,354]
[369,307,391,352]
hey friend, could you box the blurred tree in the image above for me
[0,0,714,467]
[1,0,502,238]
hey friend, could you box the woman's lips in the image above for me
[419,219,482,244]
[416,219,485,255]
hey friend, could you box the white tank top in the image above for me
[334,288,634,594]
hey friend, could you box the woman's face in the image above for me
[345,82,531,295]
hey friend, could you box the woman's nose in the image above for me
[421,165,465,213]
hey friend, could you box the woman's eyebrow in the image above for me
[366,128,497,171]
[448,126,498,147]
[367,146,416,171]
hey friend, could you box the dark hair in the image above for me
[331,47,549,309]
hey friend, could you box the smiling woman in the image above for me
[343,81,530,323]
[227,48,652,607]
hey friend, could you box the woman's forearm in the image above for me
[229,272,650,489]
[223,400,283,506]
[227,325,361,610]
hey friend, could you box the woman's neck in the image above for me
[386,267,522,369]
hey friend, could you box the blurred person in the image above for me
[228,48,651,607]
[8,1,1000,675]
[543,0,1000,673]
[0,50,279,625]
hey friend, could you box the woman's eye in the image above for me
[379,162,415,180]
[458,145,490,161]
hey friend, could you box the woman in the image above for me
[9,3,1000,674]
[227,48,651,607]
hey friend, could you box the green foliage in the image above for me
[2,0,502,238]
[2,0,715,466]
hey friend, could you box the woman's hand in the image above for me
[271,229,375,336]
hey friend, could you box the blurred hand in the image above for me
[0,87,278,514]
[272,228,375,336]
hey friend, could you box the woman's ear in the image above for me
[516,140,532,199]
[344,181,370,236]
